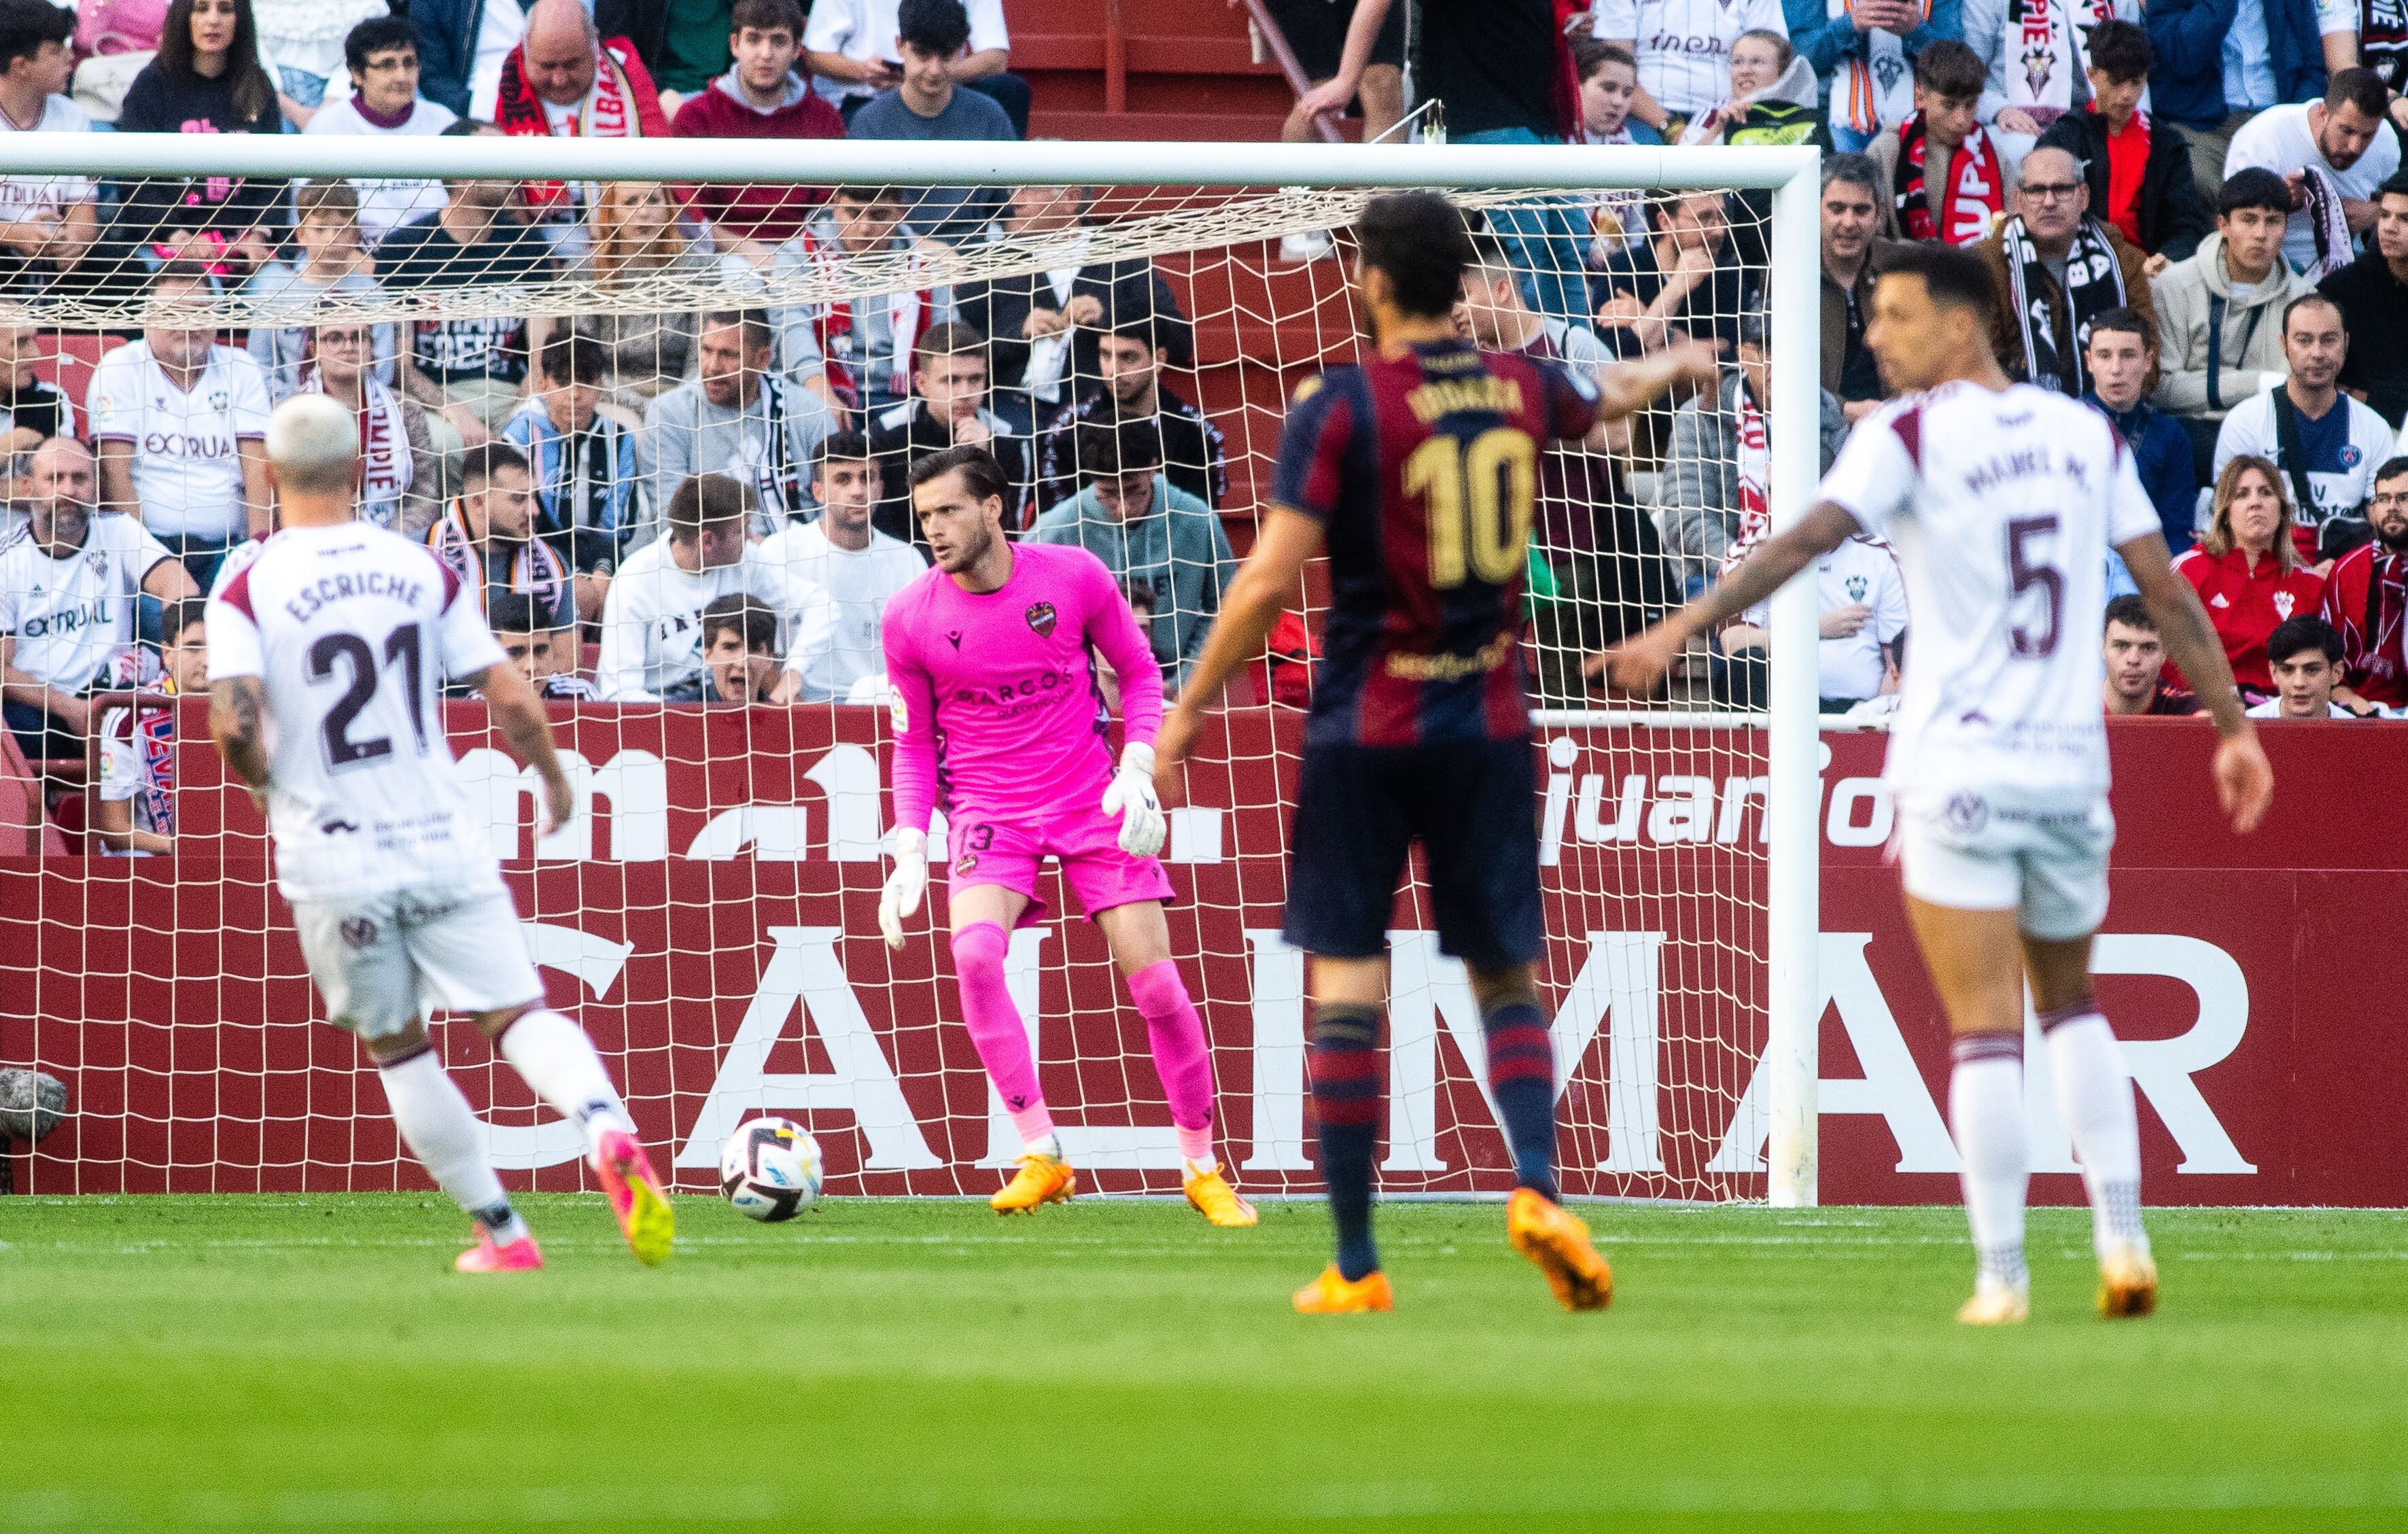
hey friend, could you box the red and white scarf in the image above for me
[795,230,935,408]
[1720,387,1773,578]
[1896,116,2007,247]
[493,39,648,213]
[298,366,412,530]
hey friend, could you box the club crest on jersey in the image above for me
[1943,792,1990,836]
[1024,602,1057,638]
[956,852,979,875]
[338,918,378,950]
[2342,444,2364,469]
[1846,574,1868,602]
[2274,591,2297,620]
[209,391,230,413]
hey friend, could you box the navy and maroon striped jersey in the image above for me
[1271,338,1601,747]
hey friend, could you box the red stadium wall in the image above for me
[0,707,2398,1206]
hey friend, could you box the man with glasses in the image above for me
[1978,145,2157,398]
[2318,456,2408,713]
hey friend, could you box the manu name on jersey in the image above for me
[1815,380,2163,804]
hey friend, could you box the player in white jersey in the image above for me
[1603,245,2273,1323]
[204,396,674,1274]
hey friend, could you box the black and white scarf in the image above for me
[2003,214,2126,396]
[2299,166,2357,281]
[2365,0,2408,92]
[735,371,808,519]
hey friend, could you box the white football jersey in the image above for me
[1817,381,2162,805]
[0,512,177,691]
[205,522,510,903]
[87,342,273,542]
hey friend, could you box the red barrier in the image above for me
[1,705,2398,1205]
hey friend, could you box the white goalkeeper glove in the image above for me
[879,828,928,949]
[1101,742,1167,857]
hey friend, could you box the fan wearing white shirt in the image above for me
[89,264,275,591]
[595,471,835,701]
[758,432,927,703]
[1604,243,2272,1327]
[2246,614,2358,716]
[1,438,198,756]
[0,0,97,295]
[1593,0,1790,133]
[300,18,459,246]
[802,0,1020,129]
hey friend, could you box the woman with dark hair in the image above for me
[114,0,285,277]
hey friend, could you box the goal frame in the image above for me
[3,133,1825,1205]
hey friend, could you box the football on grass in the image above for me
[718,1118,824,1221]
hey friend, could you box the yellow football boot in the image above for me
[990,1151,1076,1214]
[1957,1278,2031,1325]
[1293,1265,1394,1314]
[2097,1247,2159,1319]
[1505,1187,1613,1311]
[1183,1164,1258,1227]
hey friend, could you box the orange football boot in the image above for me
[1293,1266,1394,1314]
[1183,1164,1258,1227]
[991,1151,1076,1213]
[2097,1247,2159,1319]
[1506,1187,1613,1311]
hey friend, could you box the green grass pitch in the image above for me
[1,1196,2403,1531]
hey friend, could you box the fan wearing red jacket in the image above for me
[671,0,845,260]
[2318,457,2408,714]
[490,0,673,255]
[2171,455,2326,700]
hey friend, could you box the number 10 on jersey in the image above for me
[1406,428,1537,590]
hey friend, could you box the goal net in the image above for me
[0,137,1821,1204]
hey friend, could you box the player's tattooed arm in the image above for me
[1591,500,1860,696]
[207,676,271,810]
[475,662,576,837]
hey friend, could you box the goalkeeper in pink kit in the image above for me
[877,444,1255,1224]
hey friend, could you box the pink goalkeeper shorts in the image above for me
[943,802,1174,925]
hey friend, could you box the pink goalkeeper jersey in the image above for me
[883,541,1163,832]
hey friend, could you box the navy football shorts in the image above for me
[1282,737,1542,969]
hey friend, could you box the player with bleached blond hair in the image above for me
[1603,243,2275,1323]
[205,394,674,1272]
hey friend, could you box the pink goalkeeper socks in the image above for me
[1128,960,1216,1146]
[952,922,1052,1140]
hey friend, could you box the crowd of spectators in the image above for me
[10,0,2408,859]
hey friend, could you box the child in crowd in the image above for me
[243,179,391,399]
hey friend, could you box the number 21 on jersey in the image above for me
[1404,427,1537,589]
[308,621,430,771]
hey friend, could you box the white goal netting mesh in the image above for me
[0,156,1787,1201]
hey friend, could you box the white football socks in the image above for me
[379,1049,529,1247]
[1022,1132,1062,1162]
[2045,1009,2150,1259]
[498,1009,633,1155]
[1950,1035,2030,1292]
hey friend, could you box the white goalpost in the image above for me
[0,134,1821,1206]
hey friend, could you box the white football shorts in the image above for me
[1893,789,2114,942]
[290,884,544,1040]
